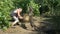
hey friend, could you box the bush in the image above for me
[28,0,40,16]
[0,0,14,29]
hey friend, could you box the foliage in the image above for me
[13,0,40,16]
[28,0,40,16]
[0,0,14,29]
[12,0,30,13]
[44,0,60,16]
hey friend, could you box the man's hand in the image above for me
[19,16,23,19]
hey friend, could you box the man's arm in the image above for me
[17,9,23,19]
[17,9,21,17]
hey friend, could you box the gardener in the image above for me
[10,8,23,26]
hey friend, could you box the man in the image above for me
[10,8,23,26]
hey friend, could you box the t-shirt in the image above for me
[10,9,18,16]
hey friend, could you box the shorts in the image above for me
[10,13,18,17]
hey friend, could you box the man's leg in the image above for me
[12,16,19,26]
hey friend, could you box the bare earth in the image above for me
[0,17,48,34]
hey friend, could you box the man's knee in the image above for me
[15,19,19,22]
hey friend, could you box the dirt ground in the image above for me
[0,26,38,34]
[0,17,48,34]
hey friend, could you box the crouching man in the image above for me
[10,8,23,26]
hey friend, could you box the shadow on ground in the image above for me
[32,16,60,34]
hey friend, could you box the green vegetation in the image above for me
[0,0,60,31]
[0,0,14,29]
